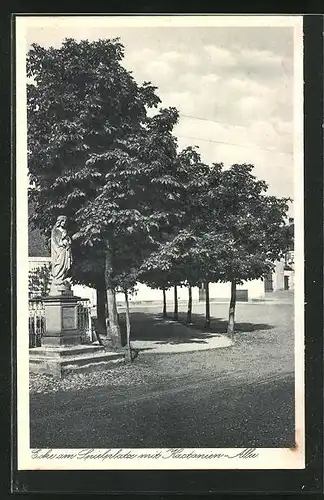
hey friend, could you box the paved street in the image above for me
[30,300,295,448]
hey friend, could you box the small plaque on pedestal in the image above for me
[62,306,76,330]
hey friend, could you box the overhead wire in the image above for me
[176,113,293,156]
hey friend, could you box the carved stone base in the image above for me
[42,291,81,347]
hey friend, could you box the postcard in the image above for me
[15,14,304,471]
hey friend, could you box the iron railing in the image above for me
[28,298,94,348]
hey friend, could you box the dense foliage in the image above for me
[28,38,291,349]
[29,264,52,299]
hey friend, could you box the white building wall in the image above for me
[78,279,266,306]
[208,282,230,299]
[288,271,294,290]
[114,279,265,304]
[116,283,199,304]
[28,258,279,307]
[273,260,285,291]
[208,280,264,300]
[238,279,265,299]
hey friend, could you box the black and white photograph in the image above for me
[15,15,304,470]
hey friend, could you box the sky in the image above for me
[25,21,298,212]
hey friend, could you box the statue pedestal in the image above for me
[29,289,125,378]
[42,290,80,347]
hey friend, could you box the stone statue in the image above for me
[50,215,72,293]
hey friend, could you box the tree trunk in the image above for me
[187,285,192,324]
[124,289,132,362]
[112,289,120,325]
[162,288,167,318]
[96,282,107,336]
[227,280,236,340]
[173,285,179,321]
[105,243,122,349]
[204,281,210,329]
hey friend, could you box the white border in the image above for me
[16,14,304,471]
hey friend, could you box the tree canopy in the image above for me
[28,38,160,236]
[27,37,292,348]
[27,38,187,347]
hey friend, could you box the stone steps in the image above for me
[29,345,125,378]
[30,344,109,358]
[62,356,124,376]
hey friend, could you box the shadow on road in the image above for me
[29,302,293,450]
[118,311,274,345]
[30,374,295,449]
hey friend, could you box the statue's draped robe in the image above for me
[51,226,72,286]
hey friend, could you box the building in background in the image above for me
[263,217,294,293]
[28,218,294,305]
